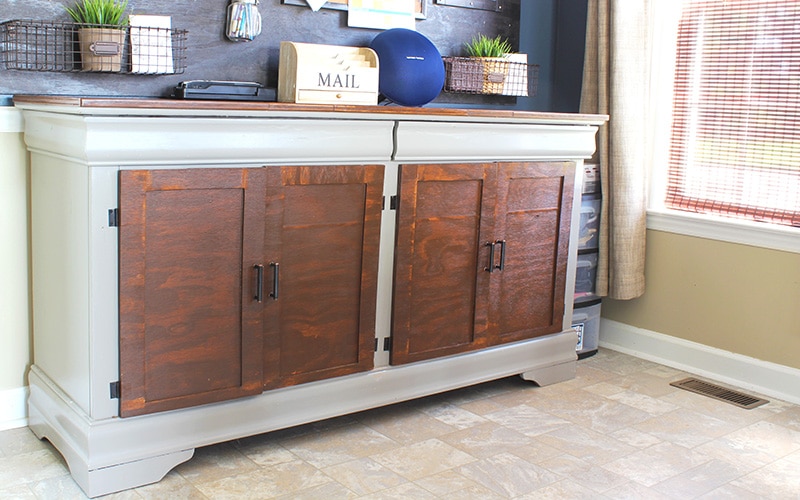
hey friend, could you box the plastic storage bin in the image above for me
[575,251,598,299]
[572,298,601,358]
[578,195,601,251]
[582,163,600,194]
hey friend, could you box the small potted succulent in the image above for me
[65,0,129,72]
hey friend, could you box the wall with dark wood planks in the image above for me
[0,1,524,105]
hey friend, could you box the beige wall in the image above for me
[603,229,800,370]
[0,122,31,391]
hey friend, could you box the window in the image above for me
[666,0,800,228]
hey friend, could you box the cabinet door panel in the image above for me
[490,162,575,343]
[119,168,266,417]
[263,165,383,390]
[392,164,495,364]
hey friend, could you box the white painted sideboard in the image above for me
[15,96,605,497]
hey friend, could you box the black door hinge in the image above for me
[390,195,398,210]
[108,208,119,227]
[383,337,392,351]
[110,381,120,399]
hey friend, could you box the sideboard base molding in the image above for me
[28,330,576,498]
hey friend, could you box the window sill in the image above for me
[647,209,800,254]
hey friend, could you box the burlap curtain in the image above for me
[580,0,651,300]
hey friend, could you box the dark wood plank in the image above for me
[262,165,383,389]
[391,163,495,364]
[119,168,266,417]
[489,162,575,343]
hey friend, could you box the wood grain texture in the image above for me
[489,162,575,343]
[391,163,495,364]
[262,165,384,390]
[119,168,267,417]
[391,161,574,365]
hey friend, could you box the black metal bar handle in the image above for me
[485,241,496,273]
[269,262,280,300]
[254,264,264,303]
[495,239,506,271]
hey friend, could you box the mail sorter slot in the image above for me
[278,41,379,105]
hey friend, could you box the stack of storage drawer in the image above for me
[573,163,601,358]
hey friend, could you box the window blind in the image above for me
[667,0,800,227]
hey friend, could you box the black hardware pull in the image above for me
[269,262,280,300]
[485,241,496,272]
[254,264,264,303]
[495,239,507,271]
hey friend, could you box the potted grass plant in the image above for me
[443,34,526,95]
[65,0,129,72]
[463,34,512,94]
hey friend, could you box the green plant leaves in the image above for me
[65,0,129,26]
[464,34,513,58]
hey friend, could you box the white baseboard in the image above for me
[0,386,29,431]
[600,319,800,406]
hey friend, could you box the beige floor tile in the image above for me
[279,422,398,469]
[633,408,742,448]
[357,481,437,499]
[174,442,258,485]
[713,420,800,460]
[765,404,800,432]
[0,448,69,489]
[276,480,358,500]
[651,458,748,499]
[483,403,572,437]
[730,455,800,498]
[419,402,487,429]
[322,457,407,495]
[601,441,712,487]
[517,478,607,499]
[357,406,456,445]
[609,426,663,449]
[0,484,37,499]
[413,469,484,496]
[439,421,532,459]
[537,453,629,493]
[371,438,475,481]
[608,390,680,415]
[133,471,208,499]
[457,451,561,497]
[698,483,767,499]
[232,437,298,468]
[0,427,51,456]
[532,388,652,434]
[193,459,331,499]
[602,480,675,500]
[535,424,637,464]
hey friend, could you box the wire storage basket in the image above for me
[0,19,187,74]
[442,56,538,97]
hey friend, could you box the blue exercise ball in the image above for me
[369,29,445,107]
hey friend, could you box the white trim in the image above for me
[647,209,800,254]
[0,386,29,431]
[0,107,24,133]
[600,318,800,406]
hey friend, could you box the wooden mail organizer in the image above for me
[278,41,379,105]
[15,96,605,497]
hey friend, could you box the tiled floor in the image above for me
[2,349,799,499]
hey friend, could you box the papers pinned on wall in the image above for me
[129,15,174,74]
[347,0,416,30]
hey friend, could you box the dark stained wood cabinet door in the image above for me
[391,163,496,365]
[119,168,267,417]
[489,162,575,344]
[262,165,384,390]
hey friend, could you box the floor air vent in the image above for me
[670,377,769,410]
